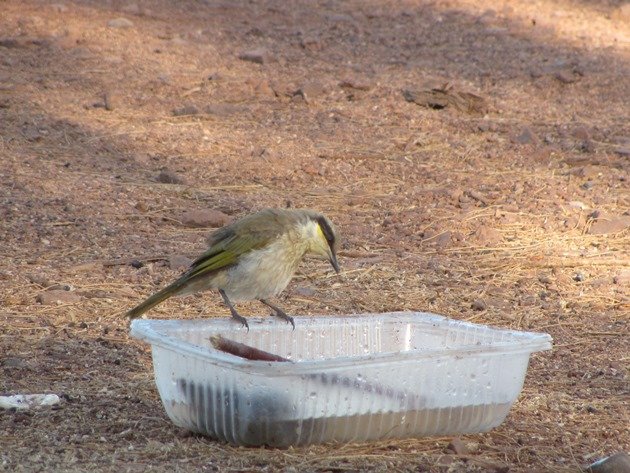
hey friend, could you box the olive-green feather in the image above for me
[125,209,291,319]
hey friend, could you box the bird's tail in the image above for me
[125,277,188,319]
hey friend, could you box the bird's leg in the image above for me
[219,289,249,330]
[259,299,295,330]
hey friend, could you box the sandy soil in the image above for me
[1,0,628,471]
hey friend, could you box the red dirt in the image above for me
[1,0,628,471]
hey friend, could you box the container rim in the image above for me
[130,311,553,374]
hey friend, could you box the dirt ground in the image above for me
[1,0,628,471]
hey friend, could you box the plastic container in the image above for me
[130,312,552,447]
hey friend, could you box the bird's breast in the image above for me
[223,235,306,301]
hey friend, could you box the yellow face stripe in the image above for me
[316,223,327,244]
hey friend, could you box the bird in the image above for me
[125,208,340,329]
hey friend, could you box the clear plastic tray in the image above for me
[130,312,552,447]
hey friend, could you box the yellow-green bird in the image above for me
[125,208,340,329]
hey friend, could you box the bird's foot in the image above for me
[269,309,295,330]
[219,289,249,331]
[259,299,295,330]
[230,312,250,331]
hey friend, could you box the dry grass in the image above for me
[1,0,629,471]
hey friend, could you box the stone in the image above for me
[614,146,630,157]
[27,273,51,287]
[36,290,82,305]
[446,438,469,455]
[104,91,121,111]
[572,126,591,141]
[473,226,502,246]
[2,357,29,369]
[588,216,630,235]
[156,170,186,185]
[238,49,268,64]
[511,126,540,145]
[69,262,100,273]
[107,18,134,28]
[169,255,192,271]
[338,78,372,91]
[435,231,452,249]
[293,286,316,297]
[554,70,578,84]
[172,105,198,116]
[471,299,487,311]
[294,81,326,103]
[181,209,231,228]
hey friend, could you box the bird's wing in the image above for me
[187,210,287,279]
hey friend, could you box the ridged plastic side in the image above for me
[133,312,551,446]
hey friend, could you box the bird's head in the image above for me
[300,211,340,273]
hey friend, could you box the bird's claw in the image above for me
[270,310,295,330]
[230,311,249,331]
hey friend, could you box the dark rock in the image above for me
[238,49,269,64]
[554,70,578,84]
[339,78,372,91]
[446,437,469,455]
[614,146,630,157]
[300,36,322,51]
[156,170,186,185]
[2,357,30,369]
[471,299,487,311]
[36,290,82,305]
[293,286,316,297]
[172,105,199,116]
[181,209,231,228]
[27,274,51,287]
[512,126,540,145]
[572,126,591,141]
[435,231,452,248]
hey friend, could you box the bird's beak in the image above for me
[329,251,340,274]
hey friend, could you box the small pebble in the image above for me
[156,170,186,185]
[471,299,487,311]
[107,17,134,28]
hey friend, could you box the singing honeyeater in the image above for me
[125,208,340,329]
